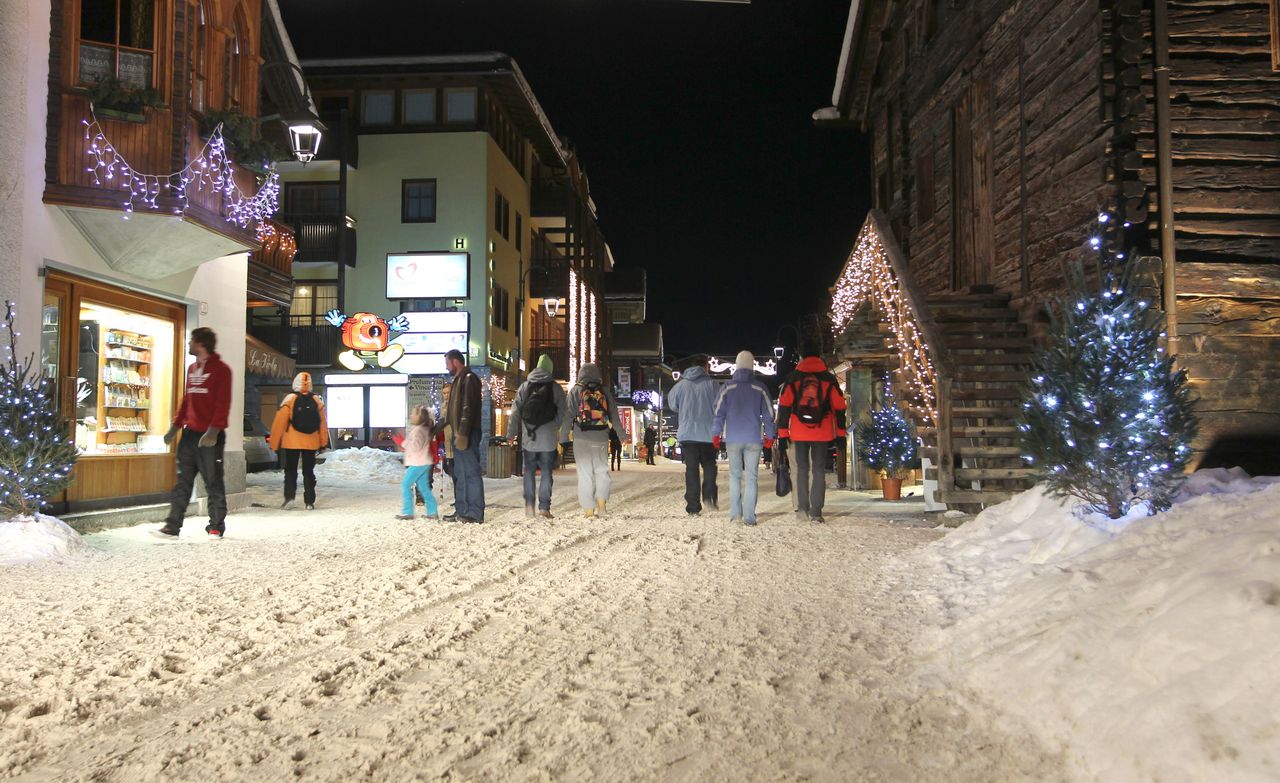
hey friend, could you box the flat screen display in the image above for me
[386,252,470,299]
[389,311,469,377]
[325,386,364,428]
[368,386,408,428]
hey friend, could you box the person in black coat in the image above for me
[643,425,657,465]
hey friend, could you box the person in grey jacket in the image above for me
[510,354,567,519]
[560,363,624,517]
[711,351,777,526]
[668,355,720,515]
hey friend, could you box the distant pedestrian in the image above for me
[443,349,485,523]
[157,327,231,539]
[396,405,441,520]
[776,342,847,523]
[609,428,622,471]
[711,351,777,526]
[668,355,720,515]
[561,363,624,517]
[268,371,329,510]
[643,425,657,465]
[511,354,567,519]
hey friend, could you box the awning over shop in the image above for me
[246,334,296,381]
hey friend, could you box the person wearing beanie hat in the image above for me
[775,345,847,523]
[511,353,568,519]
[268,371,329,510]
[668,354,721,515]
[560,363,624,517]
[712,351,777,525]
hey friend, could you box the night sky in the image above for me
[277,0,869,360]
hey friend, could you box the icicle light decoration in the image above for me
[568,268,579,386]
[82,113,280,228]
[829,215,939,425]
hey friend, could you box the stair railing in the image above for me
[830,209,956,493]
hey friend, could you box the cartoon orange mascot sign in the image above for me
[324,309,410,371]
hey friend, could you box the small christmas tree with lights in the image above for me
[856,376,917,480]
[1018,214,1196,519]
[0,301,78,518]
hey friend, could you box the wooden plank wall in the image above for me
[874,0,1111,306]
[1137,0,1280,473]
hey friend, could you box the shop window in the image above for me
[78,0,156,87]
[362,90,394,125]
[403,88,436,124]
[445,87,477,124]
[73,301,177,456]
[402,179,437,223]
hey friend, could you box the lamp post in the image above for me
[259,61,325,165]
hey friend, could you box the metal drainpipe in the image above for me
[1153,0,1179,353]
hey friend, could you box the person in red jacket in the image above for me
[157,327,232,539]
[775,342,847,524]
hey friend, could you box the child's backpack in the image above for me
[290,393,321,434]
[576,382,610,431]
[521,381,557,438]
[791,375,830,427]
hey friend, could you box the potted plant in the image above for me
[856,395,917,501]
[84,77,163,122]
[198,108,284,174]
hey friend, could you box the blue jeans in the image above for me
[452,434,485,521]
[727,442,762,522]
[523,450,556,511]
[402,465,439,516]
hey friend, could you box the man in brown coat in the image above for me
[442,349,484,523]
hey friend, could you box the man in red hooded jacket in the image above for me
[157,327,232,539]
[775,342,847,523]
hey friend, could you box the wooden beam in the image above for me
[1176,262,1280,298]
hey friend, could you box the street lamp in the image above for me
[259,61,325,165]
[773,345,784,359]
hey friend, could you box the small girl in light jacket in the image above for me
[397,405,440,520]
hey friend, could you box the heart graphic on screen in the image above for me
[395,263,418,281]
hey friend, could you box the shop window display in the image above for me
[74,302,175,455]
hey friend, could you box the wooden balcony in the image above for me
[45,93,272,279]
[249,321,343,368]
[247,220,297,308]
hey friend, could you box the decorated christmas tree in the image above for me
[1018,215,1196,519]
[0,302,78,518]
[856,377,917,480]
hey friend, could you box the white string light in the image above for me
[829,218,939,425]
[568,268,579,386]
[82,111,280,228]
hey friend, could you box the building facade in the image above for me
[2,0,308,511]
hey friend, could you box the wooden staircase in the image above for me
[893,288,1037,508]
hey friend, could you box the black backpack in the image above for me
[791,374,830,427]
[290,393,321,434]
[521,381,557,438]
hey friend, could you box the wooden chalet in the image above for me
[823,0,1280,508]
[43,0,306,298]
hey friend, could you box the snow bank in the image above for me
[314,446,402,484]
[919,468,1280,782]
[0,514,95,565]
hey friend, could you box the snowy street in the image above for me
[0,459,1066,781]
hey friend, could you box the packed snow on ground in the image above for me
[0,513,95,566]
[313,445,403,484]
[0,463,1071,781]
[915,467,1280,782]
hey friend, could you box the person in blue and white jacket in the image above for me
[711,351,778,526]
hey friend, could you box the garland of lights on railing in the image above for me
[829,217,939,425]
[82,112,280,228]
[255,222,297,262]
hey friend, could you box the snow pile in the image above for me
[314,446,402,484]
[0,514,95,565]
[919,468,1280,782]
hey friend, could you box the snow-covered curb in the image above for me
[916,468,1280,782]
[0,514,94,565]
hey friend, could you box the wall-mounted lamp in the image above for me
[544,297,561,318]
[260,61,325,165]
[773,346,784,359]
